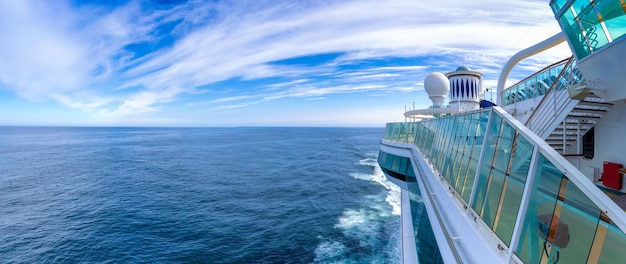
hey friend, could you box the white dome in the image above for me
[424,72,449,106]
[424,72,449,97]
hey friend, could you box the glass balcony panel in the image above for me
[482,168,507,228]
[436,117,454,171]
[414,124,422,148]
[415,123,423,148]
[493,135,533,246]
[523,81,531,100]
[595,0,626,42]
[462,155,480,201]
[384,108,626,264]
[494,124,514,171]
[548,67,557,86]
[517,83,525,101]
[452,115,471,188]
[416,122,429,150]
[552,181,600,263]
[443,117,462,181]
[505,90,512,106]
[456,115,479,194]
[598,222,626,263]
[515,154,562,264]
[422,125,432,156]
[472,113,502,213]
[427,119,447,155]
[406,123,413,143]
[462,112,489,201]
[455,155,470,193]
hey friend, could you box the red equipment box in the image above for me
[603,162,624,190]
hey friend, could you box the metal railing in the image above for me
[381,106,626,263]
[501,58,569,106]
[524,56,584,138]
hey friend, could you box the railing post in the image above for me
[506,146,540,262]
[562,119,566,154]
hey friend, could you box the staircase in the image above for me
[524,57,614,154]
[546,93,613,153]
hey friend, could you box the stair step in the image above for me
[585,93,601,99]
[546,138,577,142]
[571,108,608,114]
[578,101,614,107]
[548,135,583,139]
[553,125,593,130]
[565,115,600,120]
[560,121,597,126]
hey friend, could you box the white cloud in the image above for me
[0,0,573,125]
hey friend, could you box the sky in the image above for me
[0,0,572,127]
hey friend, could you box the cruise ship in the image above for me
[378,1,626,263]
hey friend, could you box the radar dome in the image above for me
[424,72,449,106]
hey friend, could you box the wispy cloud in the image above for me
[0,0,571,125]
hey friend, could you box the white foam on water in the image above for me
[372,166,401,216]
[335,208,378,231]
[312,239,348,264]
[312,152,402,263]
[354,157,401,216]
[358,157,378,167]
[348,172,373,181]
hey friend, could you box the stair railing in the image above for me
[524,56,584,138]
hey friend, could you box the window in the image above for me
[583,127,594,159]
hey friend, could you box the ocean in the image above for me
[0,127,400,263]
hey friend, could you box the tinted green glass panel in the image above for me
[455,114,477,193]
[391,156,400,171]
[561,9,590,58]
[406,161,416,178]
[455,155,470,193]
[453,114,473,190]
[552,0,569,13]
[596,0,626,45]
[472,114,502,213]
[437,118,453,167]
[552,182,600,263]
[482,168,506,228]
[462,112,488,201]
[494,123,514,171]
[578,0,611,49]
[515,154,562,264]
[451,115,470,187]
[572,0,593,17]
[598,222,626,263]
[494,135,532,246]
[400,155,408,174]
[386,152,394,168]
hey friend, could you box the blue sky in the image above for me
[0,0,571,127]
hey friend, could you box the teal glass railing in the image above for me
[382,106,626,263]
[377,151,445,264]
[551,0,626,60]
[501,58,582,107]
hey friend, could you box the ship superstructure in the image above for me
[378,1,626,263]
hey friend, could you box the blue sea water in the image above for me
[0,127,400,263]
